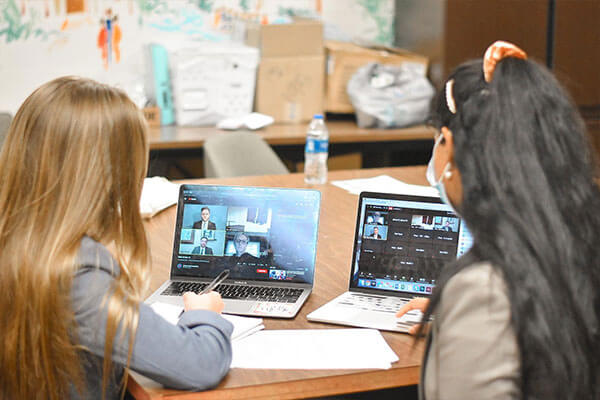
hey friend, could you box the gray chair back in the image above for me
[203,131,289,178]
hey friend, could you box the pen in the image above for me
[179,269,230,318]
[200,269,230,295]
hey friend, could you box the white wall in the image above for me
[0,0,394,114]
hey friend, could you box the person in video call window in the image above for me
[368,211,384,225]
[232,232,258,262]
[442,219,453,232]
[368,226,382,239]
[192,237,213,255]
[193,207,216,230]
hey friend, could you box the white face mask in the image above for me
[426,135,455,212]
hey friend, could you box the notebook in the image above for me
[307,192,473,332]
[146,185,321,318]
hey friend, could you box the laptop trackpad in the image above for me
[315,302,363,321]
[334,306,362,321]
[223,299,254,314]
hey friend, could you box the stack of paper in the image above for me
[140,177,180,218]
[223,314,265,341]
[231,329,398,369]
[331,174,439,198]
[150,302,264,341]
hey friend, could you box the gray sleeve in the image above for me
[72,260,233,391]
[424,263,521,400]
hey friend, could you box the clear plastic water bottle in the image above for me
[304,114,329,184]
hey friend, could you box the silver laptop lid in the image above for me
[170,185,321,285]
[348,192,473,297]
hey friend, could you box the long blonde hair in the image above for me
[0,77,151,399]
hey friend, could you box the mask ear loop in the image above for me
[433,128,453,181]
[436,162,452,184]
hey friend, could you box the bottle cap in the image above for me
[313,114,324,120]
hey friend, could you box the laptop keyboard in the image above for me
[161,282,303,303]
[338,294,409,314]
[161,281,208,296]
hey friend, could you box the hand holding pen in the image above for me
[182,270,230,314]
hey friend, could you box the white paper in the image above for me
[150,302,264,341]
[230,323,265,342]
[221,314,265,341]
[150,302,183,325]
[216,112,274,131]
[331,174,439,198]
[140,177,180,218]
[231,329,398,370]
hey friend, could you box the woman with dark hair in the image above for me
[397,41,600,399]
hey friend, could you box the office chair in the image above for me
[203,131,289,178]
[0,112,12,146]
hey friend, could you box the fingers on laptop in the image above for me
[408,322,432,336]
[396,297,430,318]
[183,291,225,314]
[408,324,421,335]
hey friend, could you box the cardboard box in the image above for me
[245,19,323,58]
[248,19,325,123]
[325,41,429,113]
[256,56,325,123]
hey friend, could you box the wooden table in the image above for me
[148,121,434,150]
[129,167,429,399]
[147,122,435,177]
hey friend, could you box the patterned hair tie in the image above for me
[483,40,528,83]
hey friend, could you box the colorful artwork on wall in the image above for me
[97,8,122,69]
[0,0,394,114]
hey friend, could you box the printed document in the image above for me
[332,174,438,197]
[231,328,398,369]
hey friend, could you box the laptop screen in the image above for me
[349,192,473,296]
[170,185,321,284]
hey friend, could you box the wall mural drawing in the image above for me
[97,8,122,69]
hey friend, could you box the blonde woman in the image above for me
[0,77,232,399]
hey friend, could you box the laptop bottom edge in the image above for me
[146,280,311,318]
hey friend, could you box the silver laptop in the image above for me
[146,184,321,318]
[307,192,473,332]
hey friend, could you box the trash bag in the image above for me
[347,62,435,128]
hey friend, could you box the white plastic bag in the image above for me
[347,62,434,128]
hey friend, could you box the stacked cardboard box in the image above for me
[247,20,325,123]
[325,41,429,113]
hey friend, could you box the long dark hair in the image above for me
[424,58,600,399]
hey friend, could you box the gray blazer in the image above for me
[70,237,233,399]
[422,263,521,400]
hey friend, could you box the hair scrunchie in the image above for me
[483,40,528,83]
[445,40,528,114]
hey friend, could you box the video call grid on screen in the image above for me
[350,194,472,296]
[171,185,321,284]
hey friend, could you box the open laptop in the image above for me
[307,191,473,332]
[146,184,321,318]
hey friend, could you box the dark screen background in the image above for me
[350,195,470,295]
